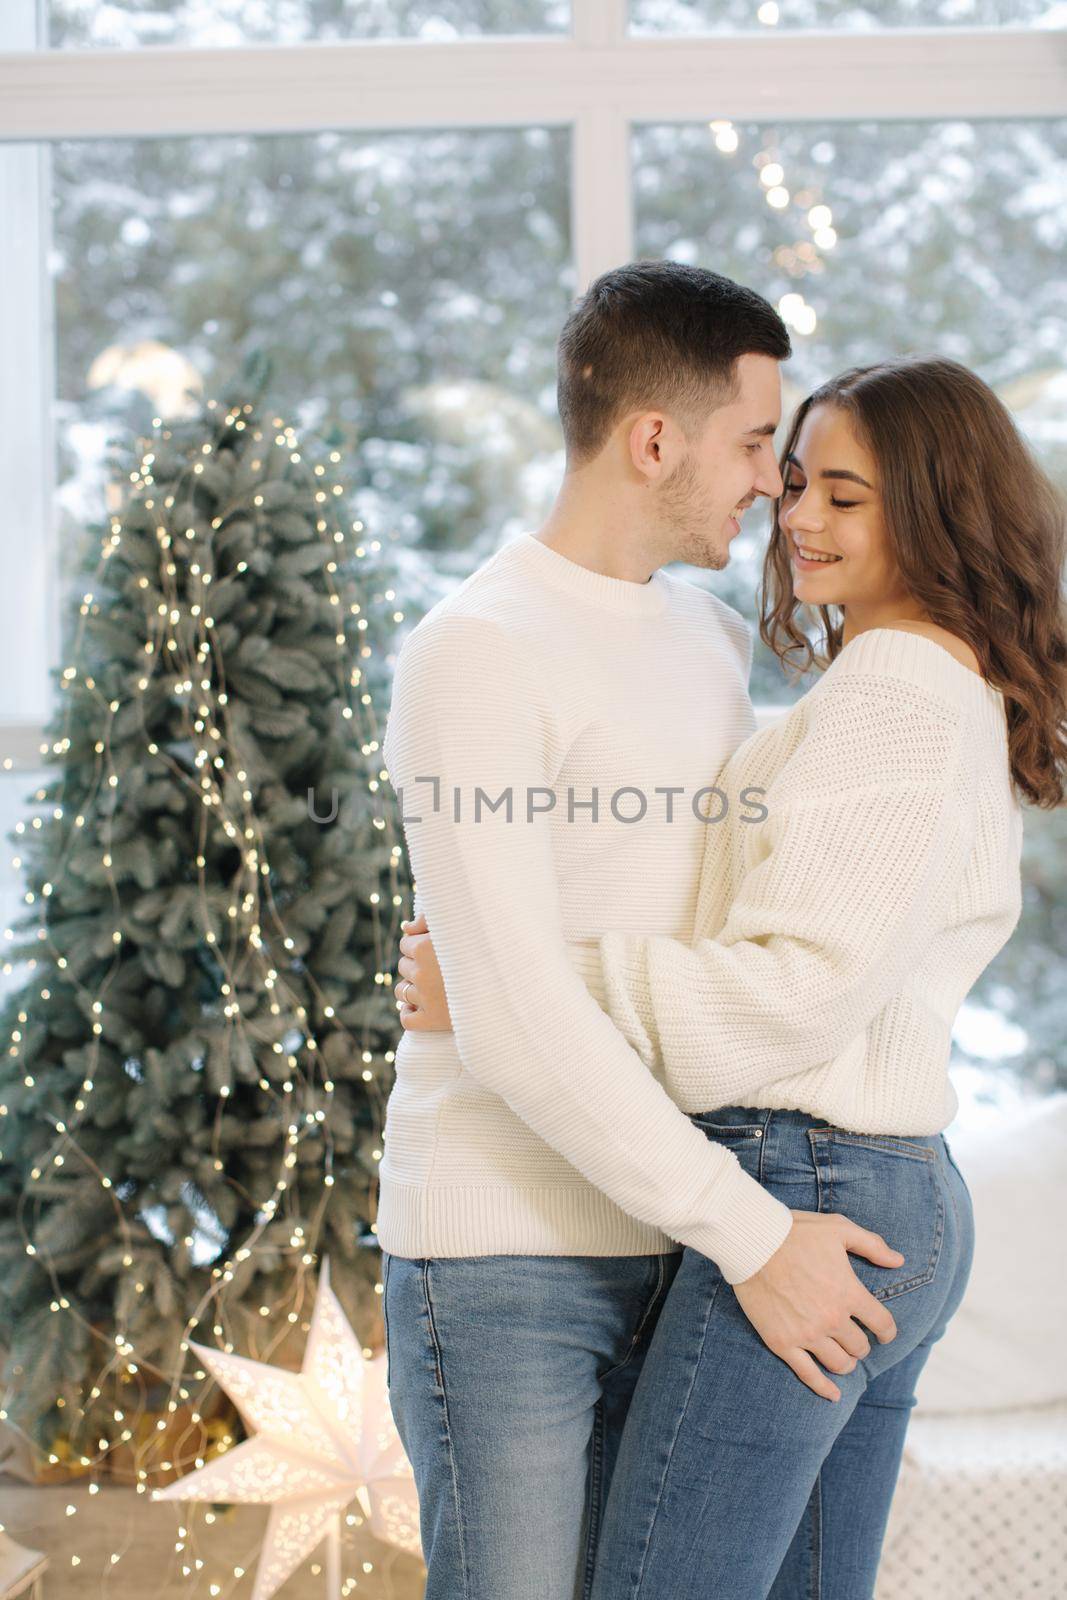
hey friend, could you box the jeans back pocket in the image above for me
[808,1130,945,1302]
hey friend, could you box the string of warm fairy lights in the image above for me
[707,115,839,339]
[0,396,413,1592]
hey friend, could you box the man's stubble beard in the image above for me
[655,451,730,572]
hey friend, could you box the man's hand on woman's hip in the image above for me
[732,1212,903,1402]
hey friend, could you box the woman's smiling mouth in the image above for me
[793,543,843,569]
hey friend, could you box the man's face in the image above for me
[652,352,784,572]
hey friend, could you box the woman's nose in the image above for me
[783,500,823,534]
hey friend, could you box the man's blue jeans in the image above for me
[382,1247,680,1599]
[383,1107,973,1600]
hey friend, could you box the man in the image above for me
[379,260,903,1600]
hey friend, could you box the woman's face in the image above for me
[779,403,910,613]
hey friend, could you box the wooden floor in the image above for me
[0,1475,427,1598]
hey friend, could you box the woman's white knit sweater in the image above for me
[379,531,1023,1284]
[596,626,1024,1138]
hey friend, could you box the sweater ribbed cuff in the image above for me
[681,1156,795,1285]
[598,932,658,1068]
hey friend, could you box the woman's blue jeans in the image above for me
[589,1105,976,1600]
[383,1105,974,1600]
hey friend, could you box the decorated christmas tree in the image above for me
[0,356,409,1467]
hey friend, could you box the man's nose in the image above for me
[757,458,784,498]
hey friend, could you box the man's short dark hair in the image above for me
[556,259,791,468]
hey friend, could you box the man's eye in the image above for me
[744,442,761,454]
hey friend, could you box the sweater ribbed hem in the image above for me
[376,1163,792,1284]
[376,1174,680,1260]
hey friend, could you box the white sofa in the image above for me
[876,1093,1067,1600]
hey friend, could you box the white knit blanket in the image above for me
[877,1403,1067,1599]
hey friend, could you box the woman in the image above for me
[391,357,1067,1598]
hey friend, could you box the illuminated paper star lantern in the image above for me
[153,1256,421,1599]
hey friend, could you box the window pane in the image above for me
[636,117,1067,1102]
[47,0,569,48]
[631,0,1057,37]
[50,126,571,614]
[634,116,1067,697]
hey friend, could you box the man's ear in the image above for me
[628,412,670,485]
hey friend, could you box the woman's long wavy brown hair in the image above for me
[760,357,1067,809]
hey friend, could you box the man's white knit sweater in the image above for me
[379,531,797,1284]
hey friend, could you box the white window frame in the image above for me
[1,4,1065,751]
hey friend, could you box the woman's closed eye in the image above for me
[781,478,859,510]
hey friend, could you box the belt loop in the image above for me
[807,1127,833,1212]
[755,1107,773,1179]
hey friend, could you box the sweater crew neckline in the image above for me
[509,532,671,617]
[834,625,999,691]
[827,624,1009,745]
